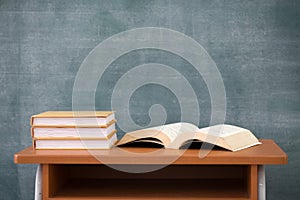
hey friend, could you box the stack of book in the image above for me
[30,111,117,149]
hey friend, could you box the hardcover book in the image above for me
[31,121,116,139]
[31,111,115,127]
[34,130,117,149]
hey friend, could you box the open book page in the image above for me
[167,124,231,149]
[196,124,261,151]
[150,122,199,142]
[116,122,199,147]
[168,124,261,151]
[198,124,249,136]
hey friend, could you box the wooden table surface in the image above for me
[14,139,287,165]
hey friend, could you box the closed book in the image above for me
[31,121,115,139]
[31,111,115,127]
[33,130,117,150]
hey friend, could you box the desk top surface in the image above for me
[14,139,287,165]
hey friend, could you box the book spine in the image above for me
[30,116,35,126]
[31,127,35,138]
[32,139,36,149]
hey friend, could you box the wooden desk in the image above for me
[14,139,287,200]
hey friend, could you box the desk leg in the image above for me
[248,165,258,200]
[258,165,266,200]
[34,164,42,200]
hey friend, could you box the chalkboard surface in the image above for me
[0,0,299,199]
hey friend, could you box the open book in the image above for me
[117,123,261,151]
